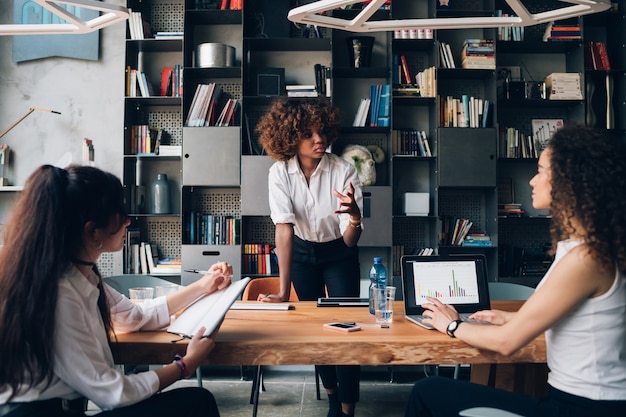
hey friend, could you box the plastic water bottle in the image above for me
[368,257,387,315]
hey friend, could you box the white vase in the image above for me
[150,173,170,214]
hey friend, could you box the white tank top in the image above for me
[537,240,626,400]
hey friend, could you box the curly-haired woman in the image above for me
[406,125,626,417]
[256,98,363,417]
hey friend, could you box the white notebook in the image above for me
[167,277,251,338]
[230,301,294,311]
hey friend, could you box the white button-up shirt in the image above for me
[1,266,171,410]
[268,153,363,243]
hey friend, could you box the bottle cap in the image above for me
[373,257,382,263]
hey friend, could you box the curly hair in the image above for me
[256,98,342,161]
[546,125,626,272]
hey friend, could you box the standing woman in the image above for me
[256,98,364,417]
[0,164,232,417]
[406,125,626,417]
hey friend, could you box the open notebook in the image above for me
[167,277,251,338]
[401,254,491,329]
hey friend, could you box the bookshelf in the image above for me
[121,0,626,288]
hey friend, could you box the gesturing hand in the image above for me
[333,181,361,220]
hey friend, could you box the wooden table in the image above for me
[112,300,547,396]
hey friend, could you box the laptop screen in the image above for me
[401,254,491,315]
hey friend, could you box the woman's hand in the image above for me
[257,293,284,303]
[333,181,361,221]
[469,309,514,326]
[420,297,461,334]
[183,326,216,375]
[197,262,232,295]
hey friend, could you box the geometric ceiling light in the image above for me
[288,0,611,32]
[0,0,129,36]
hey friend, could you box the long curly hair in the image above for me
[256,98,341,161]
[0,165,126,400]
[546,125,626,272]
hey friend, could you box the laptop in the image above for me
[401,254,491,329]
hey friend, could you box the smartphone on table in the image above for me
[323,322,361,332]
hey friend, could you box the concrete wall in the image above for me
[0,0,127,274]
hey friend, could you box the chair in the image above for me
[103,274,202,387]
[242,277,321,417]
[488,282,535,300]
[458,282,535,417]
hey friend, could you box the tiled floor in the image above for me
[89,365,467,416]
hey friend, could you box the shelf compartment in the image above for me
[185,9,242,25]
[244,38,331,52]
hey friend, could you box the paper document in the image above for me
[167,277,251,338]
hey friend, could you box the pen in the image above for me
[184,269,210,274]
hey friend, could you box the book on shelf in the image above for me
[352,98,371,127]
[314,64,331,97]
[399,55,411,84]
[160,67,174,96]
[376,84,391,127]
[286,84,318,97]
[158,145,181,156]
[532,119,563,149]
[414,66,435,97]
[154,32,184,40]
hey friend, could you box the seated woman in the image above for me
[406,125,626,417]
[0,165,232,417]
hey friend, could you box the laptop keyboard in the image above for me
[407,313,472,330]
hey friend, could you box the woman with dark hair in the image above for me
[256,99,363,417]
[0,164,232,417]
[405,125,626,417]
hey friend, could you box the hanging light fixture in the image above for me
[288,0,611,32]
[0,0,129,36]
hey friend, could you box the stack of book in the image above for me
[543,22,581,42]
[461,39,495,69]
[286,84,317,97]
[545,73,582,100]
[498,203,525,217]
[463,233,492,247]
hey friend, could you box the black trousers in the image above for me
[291,236,361,404]
[404,376,626,417]
[2,387,219,417]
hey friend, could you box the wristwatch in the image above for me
[446,319,463,338]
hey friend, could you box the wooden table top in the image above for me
[112,300,546,366]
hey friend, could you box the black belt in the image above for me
[0,397,86,417]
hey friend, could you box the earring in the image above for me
[96,240,103,250]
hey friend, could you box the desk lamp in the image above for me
[0,107,61,186]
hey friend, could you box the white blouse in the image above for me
[1,266,171,410]
[268,153,364,243]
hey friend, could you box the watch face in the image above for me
[447,321,458,331]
